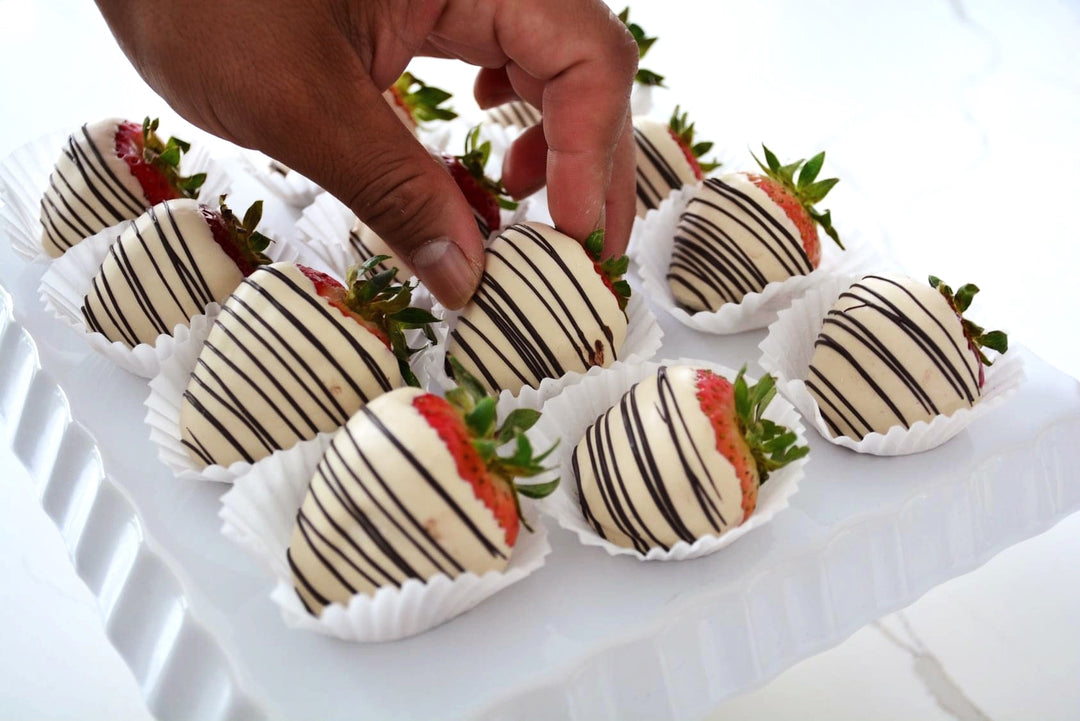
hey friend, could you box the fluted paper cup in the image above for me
[758,273,1026,455]
[238,150,322,208]
[219,390,554,642]
[534,358,807,561]
[0,128,229,263]
[629,185,880,334]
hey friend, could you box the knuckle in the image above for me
[347,151,445,248]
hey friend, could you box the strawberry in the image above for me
[584,228,632,312]
[385,72,458,129]
[40,116,207,258]
[114,117,206,204]
[288,359,558,607]
[668,107,721,181]
[201,195,273,275]
[749,145,843,267]
[574,365,806,553]
[806,273,1007,441]
[695,367,807,518]
[417,358,559,546]
[446,222,631,396]
[298,255,439,386]
[928,276,1009,387]
[180,257,437,468]
[442,125,519,237]
[82,196,272,349]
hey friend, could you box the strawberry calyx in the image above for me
[335,255,439,387]
[116,117,206,201]
[751,144,843,252]
[584,229,632,312]
[725,366,808,483]
[388,72,458,126]
[447,126,519,211]
[202,196,272,276]
[445,357,560,536]
[928,275,1008,386]
[618,7,665,87]
[668,106,721,179]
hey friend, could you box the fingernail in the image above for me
[410,238,481,310]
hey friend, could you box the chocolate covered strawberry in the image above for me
[574,365,807,553]
[288,358,558,610]
[442,126,518,237]
[383,72,458,135]
[667,145,843,312]
[446,222,631,396]
[40,117,206,257]
[633,107,720,217]
[82,196,270,348]
[807,273,1008,440]
[180,256,437,468]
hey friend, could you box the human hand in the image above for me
[94,0,639,308]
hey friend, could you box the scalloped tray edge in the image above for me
[0,285,269,721]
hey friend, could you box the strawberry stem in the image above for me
[732,366,808,483]
[752,144,843,249]
[342,255,439,386]
[928,276,1008,368]
[141,116,205,198]
[446,357,559,530]
[618,7,665,87]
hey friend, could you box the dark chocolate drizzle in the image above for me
[447,223,622,393]
[180,264,399,467]
[634,125,688,213]
[806,275,980,439]
[289,397,507,610]
[574,366,731,553]
[667,177,812,310]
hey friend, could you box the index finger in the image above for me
[495,0,638,247]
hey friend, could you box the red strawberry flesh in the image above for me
[694,369,759,519]
[749,174,821,266]
[668,128,705,181]
[297,264,391,348]
[115,121,182,205]
[444,156,502,234]
[412,393,520,546]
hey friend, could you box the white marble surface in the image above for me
[1,0,1078,719]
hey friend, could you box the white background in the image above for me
[1,0,1078,719]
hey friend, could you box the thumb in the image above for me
[269,66,485,309]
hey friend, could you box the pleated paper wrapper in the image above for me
[757,273,1026,455]
[218,392,554,643]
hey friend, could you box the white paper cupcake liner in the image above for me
[38,217,299,378]
[533,358,808,561]
[628,185,881,334]
[237,149,323,208]
[218,390,554,642]
[295,190,530,290]
[758,273,1027,455]
[426,285,663,407]
[0,128,231,263]
[144,304,447,483]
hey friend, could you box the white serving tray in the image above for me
[1,234,1078,720]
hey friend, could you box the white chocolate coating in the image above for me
[633,117,699,217]
[668,174,812,311]
[81,198,242,348]
[446,222,628,396]
[806,274,982,440]
[289,387,511,609]
[484,100,542,130]
[40,118,149,258]
[574,365,746,553]
[179,262,404,468]
[348,219,413,279]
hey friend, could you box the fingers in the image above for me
[501,124,548,199]
[264,53,486,309]
[601,113,636,258]
[492,0,638,245]
[474,67,519,109]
